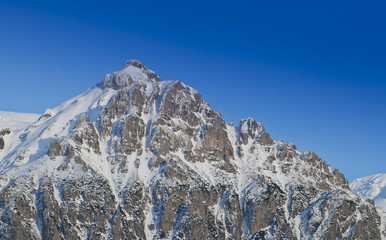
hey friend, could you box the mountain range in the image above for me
[0,60,384,239]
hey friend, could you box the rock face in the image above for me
[0,128,10,150]
[0,60,384,239]
[350,173,386,237]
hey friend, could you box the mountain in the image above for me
[351,173,386,211]
[350,174,386,238]
[0,111,40,152]
[0,111,40,131]
[0,60,384,239]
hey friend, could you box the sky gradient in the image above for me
[1,0,385,181]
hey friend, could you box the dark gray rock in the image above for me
[48,140,63,157]
[0,128,11,136]
[0,138,4,150]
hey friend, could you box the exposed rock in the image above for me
[48,140,63,157]
[72,121,100,154]
[0,138,4,150]
[0,129,10,150]
[0,128,11,136]
[75,114,90,128]
[36,178,63,240]
[104,60,161,90]
[117,115,145,155]
[238,118,274,146]
[0,60,382,239]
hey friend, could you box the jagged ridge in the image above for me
[0,60,383,239]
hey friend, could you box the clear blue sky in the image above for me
[1,0,385,181]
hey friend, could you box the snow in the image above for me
[103,59,160,90]
[0,111,40,131]
[350,173,386,211]
[118,63,152,82]
[0,86,107,172]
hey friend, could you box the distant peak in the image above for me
[103,60,161,90]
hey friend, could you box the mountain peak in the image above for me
[0,60,383,239]
[124,59,145,68]
[103,59,161,90]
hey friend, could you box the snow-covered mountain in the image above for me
[0,111,40,154]
[0,111,40,131]
[0,60,384,239]
[351,174,386,211]
[350,174,386,238]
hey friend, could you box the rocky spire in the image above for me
[103,60,161,90]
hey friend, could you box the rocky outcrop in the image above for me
[238,118,273,146]
[104,60,161,90]
[0,60,383,239]
[72,114,101,154]
[48,140,63,157]
[0,128,10,150]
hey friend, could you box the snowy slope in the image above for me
[351,173,386,211]
[0,111,40,164]
[0,111,40,131]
